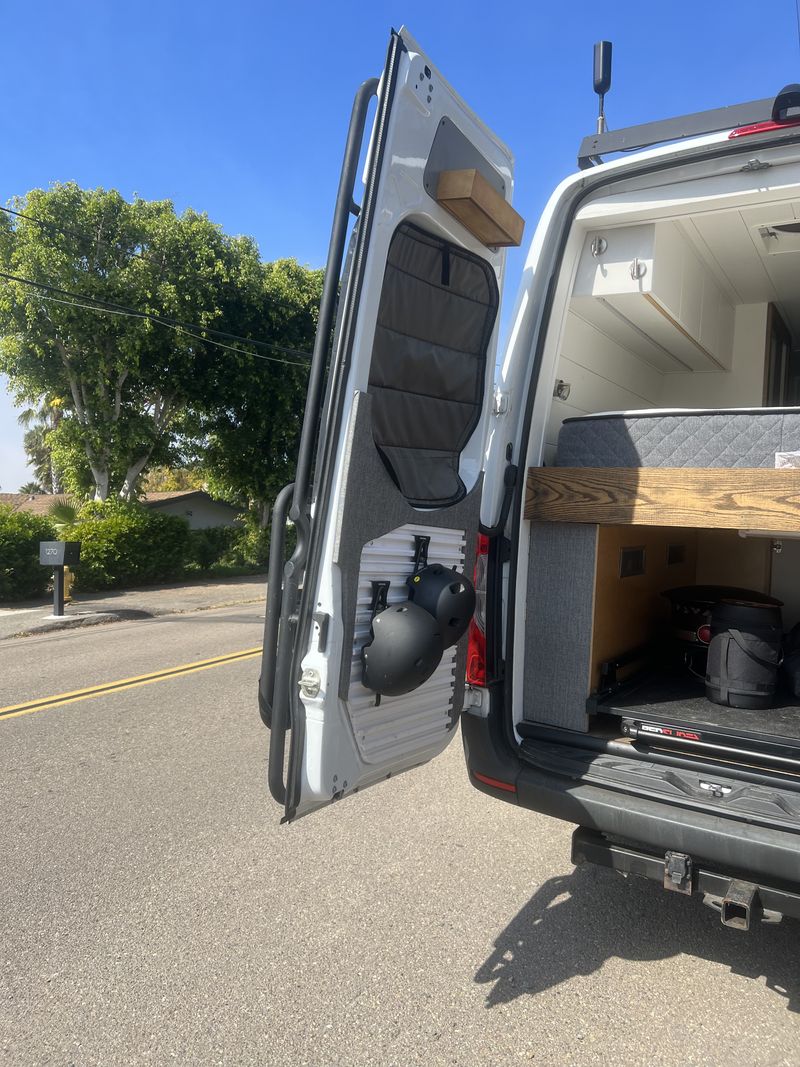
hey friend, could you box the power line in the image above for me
[0,203,147,258]
[0,202,315,318]
[25,290,310,369]
[0,268,313,362]
[1,277,310,369]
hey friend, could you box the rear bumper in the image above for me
[571,827,800,924]
[461,711,800,891]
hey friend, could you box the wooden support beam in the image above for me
[525,467,800,533]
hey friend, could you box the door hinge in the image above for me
[313,612,330,653]
[493,389,509,416]
[463,685,488,715]
[663,850,693,895]
[299,668,321,699]
[741,157,771,172]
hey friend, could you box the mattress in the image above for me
[555,407,800,469]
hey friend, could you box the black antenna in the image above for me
[593,41,613,134]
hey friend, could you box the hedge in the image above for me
[186,516,279,571]
[67,502,191,591]
[187,525,241,570]
[1,498,270,601]
[0,505,56,601]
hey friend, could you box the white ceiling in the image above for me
[682,198,800,340]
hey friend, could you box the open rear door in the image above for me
[260,28,520,821]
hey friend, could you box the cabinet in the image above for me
[571,222,734,373]
[523,514,774,732]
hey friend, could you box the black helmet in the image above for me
[361,602,444,696]
[406,564,476,648]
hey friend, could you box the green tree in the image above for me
[0,182,283,501]
[140,464,206,493]
[189,258,322,523]
[18,481,43,494]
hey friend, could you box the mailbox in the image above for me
[39,541,81,567]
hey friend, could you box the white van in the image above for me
[262,28,800,929]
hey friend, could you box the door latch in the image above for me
[299,668,321,699]
[699,780,732,798]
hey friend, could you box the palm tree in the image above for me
[48,496,80,604]
[18,481,44,494]
[17,398,65,495]
[48,497,79,528]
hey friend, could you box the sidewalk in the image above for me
[0,573,267,640]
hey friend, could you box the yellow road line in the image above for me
[0,646,262,722]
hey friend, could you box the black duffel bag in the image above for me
[705,600,783,710]
[782,623,800,699]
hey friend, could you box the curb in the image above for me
[4,596,266,640]
[8,609,154,639]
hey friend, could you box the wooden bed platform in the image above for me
[526,467,800,533]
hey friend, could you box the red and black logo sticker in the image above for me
[639,721,702,742]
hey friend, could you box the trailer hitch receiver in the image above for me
[720,880,762,931]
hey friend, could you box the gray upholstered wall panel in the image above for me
[524,522,597,731]
[333,391,482,709]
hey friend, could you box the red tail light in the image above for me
[729,118,800,139]
[731,87,800,139]
[466,533,489,687]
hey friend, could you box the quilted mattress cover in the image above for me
[555,407,800,469]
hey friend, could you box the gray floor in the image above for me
[2,606,799,1066]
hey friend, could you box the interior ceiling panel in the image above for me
[741,199,800,339]
[739,202,798,228]
[687,211,775,303]
[688,200,800,340]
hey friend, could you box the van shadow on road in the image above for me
[475,864,799,1012]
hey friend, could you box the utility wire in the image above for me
[23,289,311,369]
[0,203,314,318]
[0,204,154,261]
[0,268,313,362]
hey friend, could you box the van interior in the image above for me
[518,153,800,776]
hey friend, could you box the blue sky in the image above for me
[2,0,799,491]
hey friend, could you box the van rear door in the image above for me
[261,28,521,822]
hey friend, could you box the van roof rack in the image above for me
[577,97,774,170]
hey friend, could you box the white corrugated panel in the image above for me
[348,523,466,764]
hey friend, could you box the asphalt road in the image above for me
[1,606,799,1066]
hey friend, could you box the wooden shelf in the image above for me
[436,169,524,248]
[525,467,800,533]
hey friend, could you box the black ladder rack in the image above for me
[577,96,774,169]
